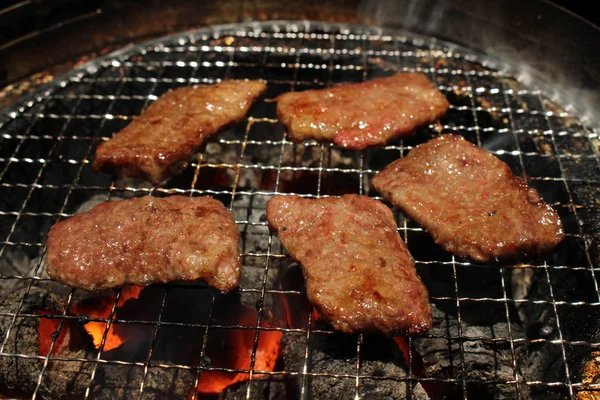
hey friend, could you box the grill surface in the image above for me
[0,20,599,399]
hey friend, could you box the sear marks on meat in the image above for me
[371,134,564,263]
[93,80,266,184]
[276,72,449,150]
[266,194,432,335]
[46,196,241,292]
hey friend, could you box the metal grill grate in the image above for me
[0,21,599,400]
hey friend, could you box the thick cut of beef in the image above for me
[93,80,266,184]
[276,73,449,149]
[267,194,431,335]
[372,134,564,262]
[46,196,241,292]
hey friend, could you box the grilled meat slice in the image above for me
[267,194,432,335]
[276,72,449,150]
[46,196,241,292]
[93,80,266,184]
[371,134,564,262]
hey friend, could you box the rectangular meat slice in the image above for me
[267,194,432,335]
[276,72,449,150]
[371,134,565,262]
[93,80,266,184]
[46,196,241,292]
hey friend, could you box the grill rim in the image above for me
[0,18,526,126]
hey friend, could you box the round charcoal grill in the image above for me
[0,20,599,400]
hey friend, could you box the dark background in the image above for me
[0,0,597,92]
[552,0,599,26]
[0,0,597,52]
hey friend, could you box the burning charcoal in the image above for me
[0,287,96,399]
[0,246,41,292]
[413,305,530,399]
[231,193,273,264]
[281,324,429,399]
[72,193,126,214]
[512,264,600,399]
[278,145,358,196]
[221,379,287,400]
[281,144,357,172]
[195,299,283,396]
[0,188,54,293]
[231,193,282,309]
[88,363,195,399]
[575,351,600,400]
[573,323,600,400]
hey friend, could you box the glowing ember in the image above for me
[70,286,143,350]
[37,311,68,357]
[312,309,320,322]
[393,336,434,397]
[393,337,410,364]
[197,306,283,394]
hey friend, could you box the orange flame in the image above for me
[393,337,410,364]
[38,311,68,357]
[393,336,438,397]
[197,306,283,394]
[70,286,143,351]
[312,309,320,322]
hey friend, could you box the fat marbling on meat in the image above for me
[276,72,449,150]
[371,134,564,262]
[267,194,432,335]
[93,80,266,184]
[46,196,241,292]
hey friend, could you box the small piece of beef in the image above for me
[371,134,564,262]
[276,72,449,150]
[266,194,432,335]
[46,196,241,292]
[93,80,266,184]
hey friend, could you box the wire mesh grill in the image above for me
[0,20,599,400]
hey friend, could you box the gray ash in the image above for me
[0,286,95,399]
[512,264,600,399]
[221,379,287,400]
[281,323,429,399]
[414,305,531,400]
[88,363,195,400]
[0,247,41,293]
[0,286,196,399]
[231,193,283,310]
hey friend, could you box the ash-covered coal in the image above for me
[414,305,531,400]
[278,144,359,195]
[221,379,287,400]
[230,193,284,310]
[512,264,600,399]
[0,186,58,293]
[202,132,360,197]
[88,363,195,400]
[0,286,95,399]
[281,323,429,399]
[0,285,198,399]
[231,193,274,263]
[0,246,41,292]
[575,351,600,400]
